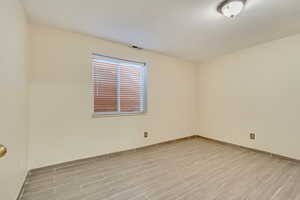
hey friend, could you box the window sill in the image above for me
[92,112,147,118]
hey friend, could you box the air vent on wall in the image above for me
[129,44,143,50]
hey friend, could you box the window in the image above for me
[92,54,147,115]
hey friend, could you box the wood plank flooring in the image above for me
[20,137,300,200]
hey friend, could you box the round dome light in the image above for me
[218,0,246,19]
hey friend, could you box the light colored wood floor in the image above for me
[21,137,300,200]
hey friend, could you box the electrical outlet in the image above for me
[250,133,255,140]
[144,132,148,138]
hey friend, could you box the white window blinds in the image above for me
[92,54,146,115]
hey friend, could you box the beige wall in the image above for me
[197,33,300,160]
[28,24,197,169]
[28,16,300,170]
[0,0,29,199]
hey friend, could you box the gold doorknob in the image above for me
[0,144,7,158]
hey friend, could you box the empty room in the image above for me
[2,0,300,199]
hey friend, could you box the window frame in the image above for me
[91,53,148,117]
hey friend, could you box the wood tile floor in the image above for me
[21,137,300,200]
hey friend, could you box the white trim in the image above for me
[92,53,146,66]
[116,64,121,112]
[92,111,147,118]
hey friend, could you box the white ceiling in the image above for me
[22,0,300,62]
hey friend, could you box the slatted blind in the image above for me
[92,55,146,115]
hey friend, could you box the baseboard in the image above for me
[30,135,199,172]
[16,171,30,200]
[196,135,300,163]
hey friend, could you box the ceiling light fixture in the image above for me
[217,0,246,19]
